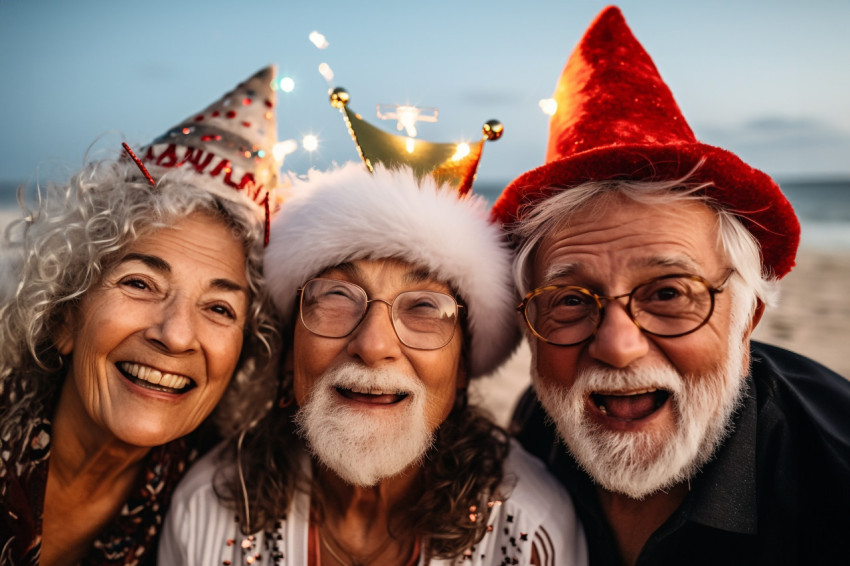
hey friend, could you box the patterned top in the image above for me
[158,440,588,566]
[0,377,209,565]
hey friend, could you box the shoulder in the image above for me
[169,439,231,504]
[751,341,848,384]
[750,341,850,432]
[749,341,850,477]
[474,440,587,566]
[158,441,243,565]
[501,439,571,510]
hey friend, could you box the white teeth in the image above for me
[119,362,190,390]
[348,386,376,395]
[595,387,658,397]
[629,387,657,395]
[599,404,608,414]
[344,385,406,396]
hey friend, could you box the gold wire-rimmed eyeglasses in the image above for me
[297,278,464,350]
[517,271,735,346]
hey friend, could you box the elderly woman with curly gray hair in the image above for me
[0,66,281,566]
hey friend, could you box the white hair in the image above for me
[510,176,780,327]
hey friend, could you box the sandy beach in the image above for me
[2,207,847,426]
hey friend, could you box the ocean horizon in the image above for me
[2,177,850,250]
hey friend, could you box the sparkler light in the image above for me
[279,77,295,93]
[318,63,334,83]
[309,31,329,49]
[539,98,558,116]
[452,143,471,161]
[302,135,319,152]
[377,104,438,138]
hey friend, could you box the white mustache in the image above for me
[318,363,423,399]
[574,364,683,399]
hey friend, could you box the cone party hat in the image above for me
[139,65,281,217]
[491,6,799,279]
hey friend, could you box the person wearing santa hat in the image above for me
[0,66,280,565]
[494,6,850,566]
[158,162,588,565]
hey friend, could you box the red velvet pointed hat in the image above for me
[491,5,799,279]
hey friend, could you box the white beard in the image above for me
[533,334,748,500]
[294,363,433,487]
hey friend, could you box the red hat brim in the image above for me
[492,141,800,279]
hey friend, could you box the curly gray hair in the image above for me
[0,159,279,442]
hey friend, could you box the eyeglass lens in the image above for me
[525,275,716,345]
[299,278,459,350]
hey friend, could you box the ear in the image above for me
[283,347,294,373]
[746,299,766,339]
[456,361,468,390]
[54,311,75,355]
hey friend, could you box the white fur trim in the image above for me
[265,162,520,377]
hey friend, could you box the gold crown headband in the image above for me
[329,87,502,195]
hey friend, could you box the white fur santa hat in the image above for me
[264,162,520,378]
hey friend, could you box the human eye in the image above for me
[401,291,442,313]
[634,277,699,315]
[317,282,361,306]
[548,287,593,311]
[209,302,237,320]
[116,275,160,296]
[304,280,361,318]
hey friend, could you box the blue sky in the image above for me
[1,0,848,186]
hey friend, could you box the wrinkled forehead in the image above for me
[532,197,724,286]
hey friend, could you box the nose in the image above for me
[587,298,649,368]
[144,295,200,354]
[346,300,403,366]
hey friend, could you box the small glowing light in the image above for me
[302,135,319,152]
[539,98,558,116]
[273,139,298,162]
[377,104,438,138]
[309,31,329,49]
[405,137,416,153]
[397,106,420,137]
[452,143,471,161]
[279,77,295,93]
[318,63,334,83]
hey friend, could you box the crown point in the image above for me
[329,87,350,109]
[482,120,504,141]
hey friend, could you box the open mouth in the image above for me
[118,362,195,394]
[335,386,409,405]
[590,388,670,421]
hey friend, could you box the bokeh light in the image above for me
[279,77,295,93]
[302,135,319,152]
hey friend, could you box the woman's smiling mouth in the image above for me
[118,361,194,393]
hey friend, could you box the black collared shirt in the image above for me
[511,342,850,565]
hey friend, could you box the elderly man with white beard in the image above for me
[158,163,588,566]
[492,6,850,566]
